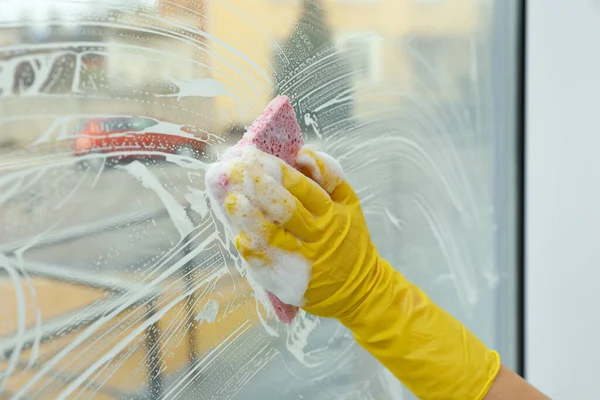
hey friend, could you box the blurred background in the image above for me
[0,0,522,399]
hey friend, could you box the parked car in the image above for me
[72,116,210,162]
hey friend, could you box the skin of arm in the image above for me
[485,366,549,400]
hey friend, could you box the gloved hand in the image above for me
[219,146,501,400]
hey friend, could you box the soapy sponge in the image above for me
[208,96,303,323]
[238,96,303,167]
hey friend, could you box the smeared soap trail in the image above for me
[53,269,226,400]
[118,161,193,238]
[195,299,219,324]
[13,229,221,399]
[0,255,27,389]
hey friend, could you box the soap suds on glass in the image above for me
[0,0,503,399]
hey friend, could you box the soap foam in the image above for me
[206,145,311,310]
[206,96,306,323]
[207,146,293,224]
[247,251,310,306]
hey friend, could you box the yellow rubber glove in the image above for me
[218,146,501,400]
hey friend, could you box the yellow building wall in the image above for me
[209,0,478,128]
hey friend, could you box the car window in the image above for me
[0,1,520,399]
[101,118,157,132]
[130,118,158,131]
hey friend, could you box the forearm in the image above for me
[485,365,549,400]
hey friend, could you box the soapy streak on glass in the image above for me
[0,0,511,399]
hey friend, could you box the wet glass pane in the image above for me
[0,0,519,398]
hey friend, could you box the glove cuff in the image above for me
[340,258,501,400]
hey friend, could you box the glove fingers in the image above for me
[280,162,333,216]
[250,173,319,241]
[234,229,303,265]
[284,197,322,242]
[295,147,358,204]
[224,191,303,254]
[330,181,359,205]
[224,191,311,307]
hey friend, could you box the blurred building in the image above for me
[209,0,481,131]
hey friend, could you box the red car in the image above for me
[72,117,209,162]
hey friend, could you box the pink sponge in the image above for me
[227,96,303,323]
[238,96,303,166]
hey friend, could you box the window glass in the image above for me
[0,0,519,398]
